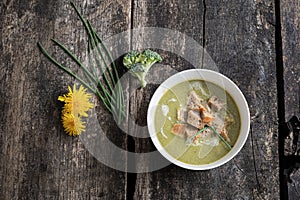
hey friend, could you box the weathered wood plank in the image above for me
[287,167,300,200]
[281,1,300,156]
[0,0,131,199]
[205,0,278,199]
[281,1,300,122]
[131,0,279,199]
[281,1,300,199]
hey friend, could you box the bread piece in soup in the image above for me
[208,96,224,111]
[171,124,187,138]
[187,110,202,128]
[187,91,204,110]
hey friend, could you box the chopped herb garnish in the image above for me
[186,125,232,150]
[185,126,209,145]
[208,126,232,150]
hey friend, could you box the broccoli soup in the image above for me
[155,80,241,165]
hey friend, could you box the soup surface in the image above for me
[155,80,241,165]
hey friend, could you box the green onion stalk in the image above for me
[37,1,125,124]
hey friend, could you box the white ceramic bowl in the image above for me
[147,69,250,170]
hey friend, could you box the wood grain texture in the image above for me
[287,167,300,200]
[0,0,295,199]
[281,1,300,157]
[0,0,131,199]
[131,0,279,199]
[281,1,300,199]
[281,0,300,122]
[205,0,279,199]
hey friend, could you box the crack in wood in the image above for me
[202,0,206,48]
[274,0,290,199]
[126,0,137,199]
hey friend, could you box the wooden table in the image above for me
[0,0,299,199]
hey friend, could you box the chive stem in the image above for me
[38,1,125,124]
[71,1,124,122]
[87,43,114,102]
[87,21,116,85]
[87,19,125,123]
[185,126,209,145]
[185,125,232,150]
[209,126,232,150]
[37,42,113,113]
[70,1,114,94]
[51,38,99,85]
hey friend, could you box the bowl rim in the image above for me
[147,69,250,170]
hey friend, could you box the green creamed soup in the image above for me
[155,80,241,165]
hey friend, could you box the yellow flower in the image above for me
[58,84,94,117]
[58,84,94,136]
[61,113,86,136]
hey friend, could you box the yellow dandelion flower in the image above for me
[58,84,94,117]
[61,113,86,136]
[58,84,94,136]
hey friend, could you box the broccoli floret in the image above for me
[128,63,147,87]
[123,50,140,67]
[123,49,163,88]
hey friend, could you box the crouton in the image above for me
[187,110,202,128]
[208,96,224,111]
[171,124,187,138]
[187,91,204,110]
